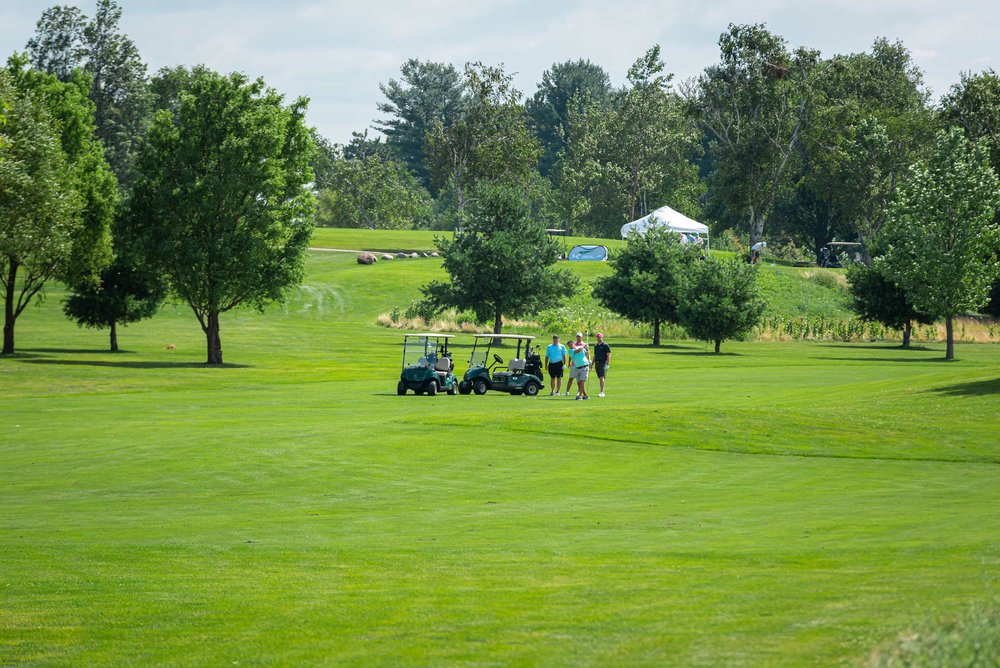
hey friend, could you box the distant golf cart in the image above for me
[457,334,544,397]
[820,242,865,268]
[397,334,458,396]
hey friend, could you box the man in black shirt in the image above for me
[593,332,611,397]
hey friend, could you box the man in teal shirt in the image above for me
[545,335,568,396]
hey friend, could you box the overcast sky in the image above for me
[2,1,997,143]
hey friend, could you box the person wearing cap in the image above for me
[568,332,590,400]
[544,334,568,396]
[593,332,611,397]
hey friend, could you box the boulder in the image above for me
[381,254,394,260]
[430,252,440,258]
[357,252,376,265]
[396,252,407,259]
[409,252,420,258]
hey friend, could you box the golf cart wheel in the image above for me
[523,382,540,397]
[397,380,407,396]
[426,380,438,396]
[473,379,488,395]
[458,381,472,395]
[447,383,457,395]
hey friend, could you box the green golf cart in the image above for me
[397,334,458,396]
[457,334,544,397]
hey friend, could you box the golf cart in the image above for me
[397,334,458,396]
[820,241,864,268]
[457,334,544,397]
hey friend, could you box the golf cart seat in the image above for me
[434,357,452,372]
[507,359,526,372]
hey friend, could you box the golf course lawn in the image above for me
[2,249,999,666]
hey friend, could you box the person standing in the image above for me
[569,332,591,400]
[545,334,568,396]
[593,332,611,397]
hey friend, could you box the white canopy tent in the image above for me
[620,205,710,250]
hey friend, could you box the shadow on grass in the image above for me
[814,343,937,352]
[930,378,1000,396]
[19,347,137,355]
[612,343,696,350]
[658,350,743,357]
[812,356,949,364]
[15,358,250,369]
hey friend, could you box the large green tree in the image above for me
[425,63,541,223]
[27,0,151,186]
[421,183,576,335]
[375,59,466,189]
[126,69,316,365]
[942,69,1000,174]
[557,47,703,237]
[770,40,931,264]
[879,128,1000,360]
[593,226,700,346]
[1,55,115,355]
[526,59,612,176]
[0,70,82,354]
[677,255,766,353]
[690,24,817,247]
[315,154,432,230]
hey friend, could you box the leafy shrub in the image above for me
[404,298,439,321]
[806,270,844,291]
[768,239,812,264]
[712,229,748,254]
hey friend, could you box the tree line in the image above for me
[2,3,998,362]
[1,1,314,363]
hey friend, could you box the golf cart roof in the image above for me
[403,333,455,339]
[471,333,535,340]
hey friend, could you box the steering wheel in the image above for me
[493,354,504,366]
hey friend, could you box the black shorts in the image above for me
[595,361,608,378]
[547,361,564,378]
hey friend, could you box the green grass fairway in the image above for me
[2,246,999,666]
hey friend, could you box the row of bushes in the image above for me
[380,302,1000,345]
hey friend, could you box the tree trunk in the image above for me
[205,311,223,365]
[492,310,503,346]
[109,321,119,352]
[945,315,954,361]
[3,260,17,355]
[749,207,764,248]
[902,321,912,349]
[715,338,722,354]
[652,319,661,347]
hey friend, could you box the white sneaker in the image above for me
[599,392,605,397]
[563,392,569,396]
